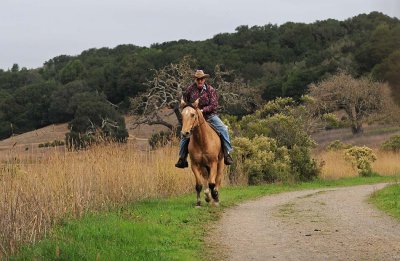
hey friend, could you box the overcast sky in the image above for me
[1,0,399,70]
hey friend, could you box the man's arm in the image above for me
[201,85,218,114]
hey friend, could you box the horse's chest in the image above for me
[189,151,218,164]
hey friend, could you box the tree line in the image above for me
[0,12,398,141]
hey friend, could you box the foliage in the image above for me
[0,12,399,140]
[233,136,292,184]
[130,56,258,131]
[321,113,345,130]
[10,175,396,260]
[38,140,65,148]
[326,140,353,151]
[230,97,319,184]
[309,71,396,134]
[370,184,400,220]
[236,97,315,148]
[372,50,400,104]
[148,130,175,149]
[344,146,377,176]
[65,93,128,150]
[380,134,400,152]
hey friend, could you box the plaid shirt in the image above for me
[183,83,218,119]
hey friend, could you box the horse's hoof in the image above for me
[212,202,219,207]
[204,189,212,203]
[195,205,202,208]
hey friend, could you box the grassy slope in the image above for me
[11,175,397,261]
[370,183,400,220]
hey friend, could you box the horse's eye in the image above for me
[191,113,195,118]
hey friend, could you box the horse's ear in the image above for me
[180,98,186,109]
[192,99,200,109]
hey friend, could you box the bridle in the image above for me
[182,105,206,135]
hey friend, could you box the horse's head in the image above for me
[180,98,202,138]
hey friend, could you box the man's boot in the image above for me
[224,152,234,165]
[175,158,189,168]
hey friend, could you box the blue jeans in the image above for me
[179,115,233,159]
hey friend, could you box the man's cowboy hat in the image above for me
[194,70,210,78]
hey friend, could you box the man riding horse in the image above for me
[175,69,234,168]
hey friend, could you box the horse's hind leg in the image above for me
[208,162,220,204]
[208,159,224,205]
[208,183,219,203]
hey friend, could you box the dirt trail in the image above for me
[210,183,400,260]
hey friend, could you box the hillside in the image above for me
[0,111,177,156]
[1,119,399,157]
[312,125,400,150]
[0,12,399,141]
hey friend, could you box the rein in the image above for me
[182,105,206,132]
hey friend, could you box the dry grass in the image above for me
[315,150,400,180]
[372,151,400,177]
[314,150,358,179]
[0,143,196,257]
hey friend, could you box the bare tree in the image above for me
[130,56,258,131]
[309,71,398,134]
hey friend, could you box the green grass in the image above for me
[11,175,398,261]
[370,183,400,220]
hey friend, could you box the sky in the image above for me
[1,0,399,70]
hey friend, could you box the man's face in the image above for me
[196,77,205,88]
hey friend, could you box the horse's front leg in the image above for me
[195,184,202,207]
[191,164,203,207]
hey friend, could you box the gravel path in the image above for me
[209,183,400,260]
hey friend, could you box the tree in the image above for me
[66,92,128,150]
[372,50,400,104]
[59,59,85,84]
[130,56,257,132]
[308,71,396,134]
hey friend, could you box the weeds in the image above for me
[0,143,193,256]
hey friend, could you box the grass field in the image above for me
[370,183,400,220]
[10,175,398,260]
[1,123,400,259]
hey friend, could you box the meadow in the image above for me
[0,143,195,256]
[1,132,399,258]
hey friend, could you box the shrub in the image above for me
[38,140,65,148]
[65,92,128,150]
[326,140,352,151]
[381,134,400,152]
[322,113,343,130]
[236,136,291,184]
[344,146,377,176]
[289,145,320,181]
[228,97,320,184]
[149,131,174,149]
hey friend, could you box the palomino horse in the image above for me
[180,98,224,206]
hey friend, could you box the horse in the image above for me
[180,98,224,207]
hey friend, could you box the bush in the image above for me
[381,134,400,152]
[233,135,292,184]
[344,146,377,177]
[227,97,320,184]
[38,140,65,148]
[65,132,96,150]
[65,93,128,150]
[289,145,320,181]
[149,131,174,149]
[326,140,352,151]
[322,113,345,130]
